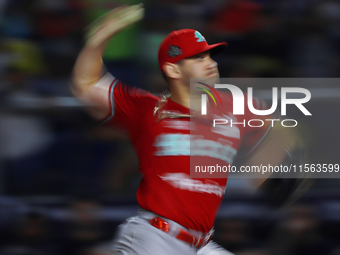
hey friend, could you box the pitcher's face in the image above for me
[178,51,219,82]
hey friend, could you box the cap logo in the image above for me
[168,45,182,58]
[195,31,206,42]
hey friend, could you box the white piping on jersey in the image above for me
[100,78,118,124]
[159,173,226,197]
[94,72,115,90]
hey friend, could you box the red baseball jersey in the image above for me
[101,74,273,233]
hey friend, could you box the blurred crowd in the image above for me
[0,0,340,254]
[0,197,340,255]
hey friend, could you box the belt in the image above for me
[149,216,213,249]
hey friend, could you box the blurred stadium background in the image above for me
[0,0,339,254]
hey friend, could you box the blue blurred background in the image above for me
[0,0,340,254]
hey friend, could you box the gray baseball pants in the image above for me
[111,210,233,255]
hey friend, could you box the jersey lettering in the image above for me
[154,134,237,165]
[159,173,226,197]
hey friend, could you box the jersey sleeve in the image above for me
[97,72,155,134]
[238,95,278,157]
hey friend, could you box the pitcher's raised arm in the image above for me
[71,4,144,120]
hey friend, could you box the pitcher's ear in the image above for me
[163,62,181,79]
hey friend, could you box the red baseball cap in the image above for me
[158,29,228,72]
